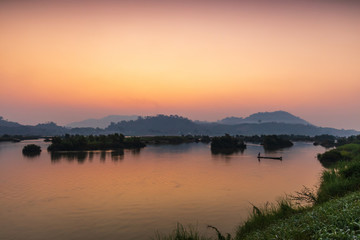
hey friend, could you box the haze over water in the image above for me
[0,140,325,239]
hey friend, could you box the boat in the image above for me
[257,154,282,160]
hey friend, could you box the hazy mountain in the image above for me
[0,116,22,127]
[0,120,67,136]
[106,115,358,137]
[66,115,139,129]
[0,114,358,137]
[34,122,68,136]
[218,111,311,125]
[106,115,201,135]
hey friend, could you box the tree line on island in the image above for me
[47,134,145,151]
[42,134,329,152]
[210,134,247,154]
[21,133,360,159]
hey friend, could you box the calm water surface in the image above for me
[0,140,325,239]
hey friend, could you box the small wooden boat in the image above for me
[257,155,282,160]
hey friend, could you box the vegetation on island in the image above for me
[317,142,360,167]
[156,135,360,240]
[22,144,41,156]
[210,134,246,154]
[313,134,337,148]
[234,134,359,149]
[312,134,360,148]
[261,135,293,150]
[47,134,212,152]
[0,134,41,142]
[0,135,21,142]
[47,134,145,151]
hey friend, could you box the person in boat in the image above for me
[258,152,261,158]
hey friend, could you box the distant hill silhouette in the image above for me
[0,118,67,136]
[106,115,201,135]
[218,111,311,125]
[0,116,22,127]
[66,115,139,129]
[104,115,357,137]
[0,113,358,137]
[106,116,357,137]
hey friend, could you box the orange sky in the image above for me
[1,0,360,129]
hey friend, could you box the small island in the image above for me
[22,144,42,156]
[47,134,145,151]
[262,135,293,150]
[211,134,246,154]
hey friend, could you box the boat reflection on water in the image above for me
[257,152,283,161]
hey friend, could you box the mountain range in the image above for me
[66,111,309,129]
[218,111,311,125]
[0,112,358,137]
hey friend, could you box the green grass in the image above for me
[238,191,360,240]
[316,146,360,203]
[152,223,211,240]
[317,143,360,167]
[235,199,308,239]
[154,192,360,240]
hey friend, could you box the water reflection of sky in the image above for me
[0,140,326,240]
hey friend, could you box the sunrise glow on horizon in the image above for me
[1,0,360,129]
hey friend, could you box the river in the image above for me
[0,140,325,239]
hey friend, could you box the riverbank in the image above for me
[238,191,360,239]
[156,140,360,239]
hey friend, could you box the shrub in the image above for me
[262,135,293,150]
[22,144,41,156]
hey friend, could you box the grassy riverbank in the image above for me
[156,141,360,240]
[238,191,360,239]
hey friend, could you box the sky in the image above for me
[1,0,360,129]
